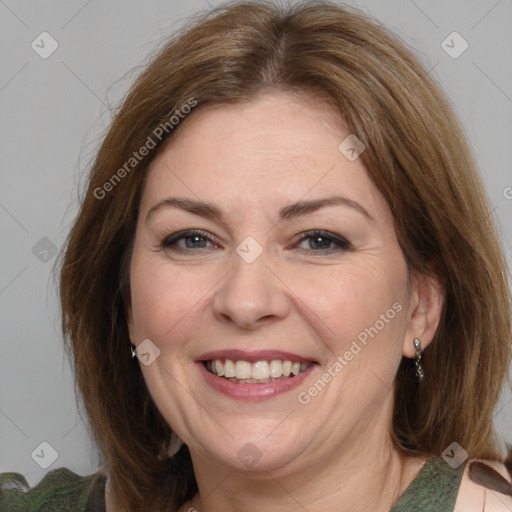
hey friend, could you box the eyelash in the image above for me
[160,229,351,254]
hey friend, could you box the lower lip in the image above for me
[196,361,318,401]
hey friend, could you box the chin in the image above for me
[191,427,311,473]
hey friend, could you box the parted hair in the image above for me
[57,1,512,511]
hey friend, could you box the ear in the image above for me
[402,272,444,358]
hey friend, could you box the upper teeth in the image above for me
[207,359,312,379]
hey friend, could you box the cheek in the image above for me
[129,235,409,372]
[129,252,217,343]
[291,258,409,367]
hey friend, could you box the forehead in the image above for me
[139,91,386,220]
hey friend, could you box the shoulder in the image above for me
[0,466,106,511]
[455,458,512,512]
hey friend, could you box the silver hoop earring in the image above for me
[130,342,137,359]
[414,338,424,382]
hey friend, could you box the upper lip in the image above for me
[196,349,317,364]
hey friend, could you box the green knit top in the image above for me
[0,456,466,511]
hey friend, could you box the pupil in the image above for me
[187,236,205,248]
[312,236,330,249]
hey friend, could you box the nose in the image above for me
[212,249,291,330]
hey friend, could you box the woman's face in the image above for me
[127,91,428,473]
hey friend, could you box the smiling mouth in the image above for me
[204,359,314,384]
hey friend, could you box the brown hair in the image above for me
[57,1,512,510]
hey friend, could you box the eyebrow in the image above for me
[145,195,374,224]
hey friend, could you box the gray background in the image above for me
[1,0,511,486]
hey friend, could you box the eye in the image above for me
[160,229,351,255]
[294,230,351,253]
[161,230,219,252]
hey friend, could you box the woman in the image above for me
[1,1,511,511]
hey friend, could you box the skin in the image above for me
[121,91,445,512]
